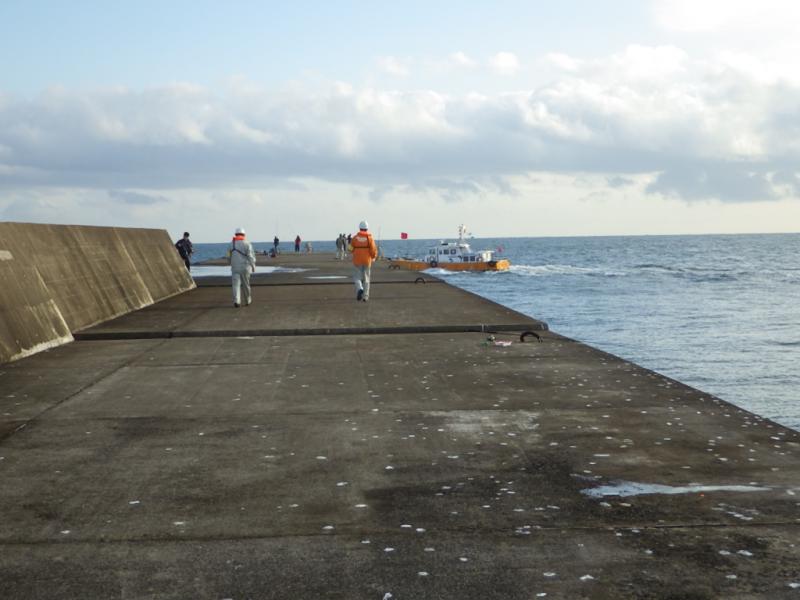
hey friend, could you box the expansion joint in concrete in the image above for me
[1,520,798,547]
[73,323,548,341]
[0,338,171,444]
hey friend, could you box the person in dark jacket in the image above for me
[175,232,193,271]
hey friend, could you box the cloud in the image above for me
[369,176,519,205]
[771,170,800,195]
[546,53,582,72]
[646,163,777,201]
[448,51,477,68]
[489,52,521,75]
[108,189,170,205]
[2,44,800,205]
[607,176,634,188]
[376,56,410,77]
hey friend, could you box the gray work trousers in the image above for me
[353,264,372,299]
[232,270,252,305]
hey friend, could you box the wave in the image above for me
[503,263,746,284]
[509,264,609,277]
[422,268,458,276]
[631,263,745,282]
[632,263,682,272]
[686,273,740,283]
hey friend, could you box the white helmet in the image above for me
[359,220,368,230]
[235,227,246,235]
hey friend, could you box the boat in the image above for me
[389,225,510,272]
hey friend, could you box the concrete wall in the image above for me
[0,223,195,363]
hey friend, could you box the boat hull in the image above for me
[389,258,510,272]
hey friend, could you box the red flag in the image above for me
[400,232,408,240]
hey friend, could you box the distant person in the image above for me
[305,241,313,254]
[335,234,344,260]
[175,232,193,271]
[295,235,301,253]
[349,220,378,302]
[229,227,256,308]
[273,236,280,253]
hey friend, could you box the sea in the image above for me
[191,233,800,431]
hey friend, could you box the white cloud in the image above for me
[650,0,800,86]
[448,51,477,68]
[546,53,582,72]
[2,44,800,211]
[489,52,521,75]
[376,56,410,77]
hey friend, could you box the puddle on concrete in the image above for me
[582,480,771,498]
[191,266,307,277]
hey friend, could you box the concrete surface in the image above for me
[1,252,799,599]
[0,223,194,363]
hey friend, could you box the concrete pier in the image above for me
[1,253,799,599]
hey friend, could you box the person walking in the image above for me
[175,231,193,271]
[335,234,343,260]
[273,236,280,253]
[349,220,378,302]
[230,227,256,308]
[294,235,301,253]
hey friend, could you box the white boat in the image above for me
[389,225,510,272]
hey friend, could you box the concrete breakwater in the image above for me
[0,252,799,599]
[0,223,194,363]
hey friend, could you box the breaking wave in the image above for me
[509,264,617,277]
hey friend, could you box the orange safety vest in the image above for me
[349,230,377,266]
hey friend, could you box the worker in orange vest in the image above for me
[348,220,378,302]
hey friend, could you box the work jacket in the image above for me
[349,230,378,266]
[230,235,256,273]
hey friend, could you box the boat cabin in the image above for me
[427,241,493,264]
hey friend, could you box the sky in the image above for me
[1,0,799,241]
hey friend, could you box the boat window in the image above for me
[450,249,456,255]
[429,249,435,255]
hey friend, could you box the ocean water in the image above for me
[190,233,800,430]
